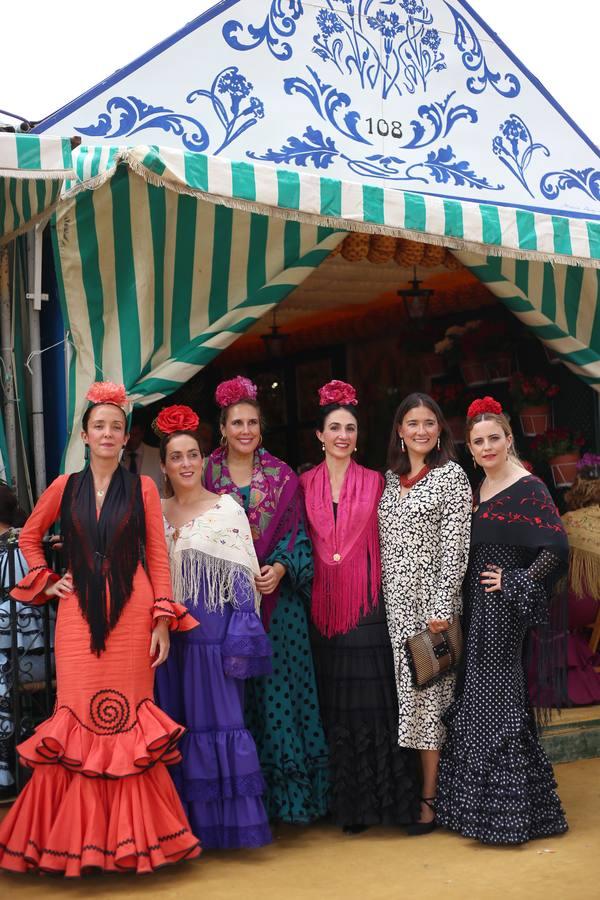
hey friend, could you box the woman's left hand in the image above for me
[428,618,450,634]
[481,566,503,592]
[150,619,170,668]
[255,562,286,595]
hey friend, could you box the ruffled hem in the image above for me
[17,699,185,778]
[329,722,420,827]
[223,655,272,679]
[260,754,330,824]
[192,822,271,851]
[0,764,200,875]
[10,567,59,605]
[173,729,266,802]
[153,598,199,633]
[437,718,568,844]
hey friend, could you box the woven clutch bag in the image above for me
[405,619,463,689]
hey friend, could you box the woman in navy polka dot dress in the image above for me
[436,397,569,845]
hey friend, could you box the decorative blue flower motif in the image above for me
[421,28,441,52]
[492,114,549,198]
[316,9,344,38]
[540,167,600,203]
[448,4,520,98]
[222,0,305,62]
[217,70,253,99]
[401,0,423,15]
[367,10,404,40]
[247,96,265,119]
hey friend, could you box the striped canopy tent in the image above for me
[0,133,75,246]
[53,143,600,471]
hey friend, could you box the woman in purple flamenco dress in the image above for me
[154,406,272,850]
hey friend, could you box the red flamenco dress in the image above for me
[0,471,201,875]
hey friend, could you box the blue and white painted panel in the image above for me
[36,0,599,219]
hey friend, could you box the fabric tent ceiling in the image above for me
[52,144,600,471]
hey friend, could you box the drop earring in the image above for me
[437,436,441,451]
[84,444,90,463]
[321,443,325,452]
[401,438,405,452]
[472,455,477,469]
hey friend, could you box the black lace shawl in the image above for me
[61,466,145,654]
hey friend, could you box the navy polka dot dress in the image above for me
[437,531,569,844]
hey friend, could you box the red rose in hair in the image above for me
[467,396,503,419]
[155,405,200,436]
[318,380,358,407]
[215,376,257,408]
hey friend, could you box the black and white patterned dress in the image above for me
[378,462,472,751]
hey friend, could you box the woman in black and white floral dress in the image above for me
[378,393,471,834]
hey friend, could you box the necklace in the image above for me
[96,489,105,497]
[399,465,430,489]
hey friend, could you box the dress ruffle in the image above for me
[0,764,200,875]
[437,703,568,845]
[11,566,59,604]
[152,598,199,632]
[17,700,185,777]
[222,609,273,679]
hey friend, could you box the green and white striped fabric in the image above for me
[53,143,600,470]
[455,252,600,387]
[66,145,600,268]
[0,133,75,246]
[53,161,339,472]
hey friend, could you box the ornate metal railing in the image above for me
[0,540,57,798]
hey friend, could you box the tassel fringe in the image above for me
[569,547,600,601]
[171,549,260,614]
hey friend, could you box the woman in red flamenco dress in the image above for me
[0,383,201,876]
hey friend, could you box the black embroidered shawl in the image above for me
[61,465,145,654]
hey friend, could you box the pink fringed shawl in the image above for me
[300,460,383,638]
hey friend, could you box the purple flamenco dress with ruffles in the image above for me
[156,495,272,849]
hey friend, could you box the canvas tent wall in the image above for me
[31,1,599,471]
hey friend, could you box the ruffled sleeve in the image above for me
[10,475,68,605]
[222,563,272,679]
[502,549,563,627]
[141,477,199,633]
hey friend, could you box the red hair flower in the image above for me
[467,396,503,419]
[154,405,200,436]
[86,381,127,408]
[318,380,358,407]
[215,376,257,408]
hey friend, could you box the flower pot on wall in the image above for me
[486,352,513,383]
[460,359,487,386]
[519,405,550,437]
[446,415,465,444]
[422,352,445,379]
[549,453,580,488]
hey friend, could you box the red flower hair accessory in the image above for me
[154,405,200,436]
[215,376,257,408]
[467,396,503,419]
[318,380,358,407]
[85,381,128,408]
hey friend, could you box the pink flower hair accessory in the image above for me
[467,396,503,419]
[318,380,358,407]
[154,405,200,436]
[85,382,128,408]
[215,376,258,408]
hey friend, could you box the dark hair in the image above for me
[219,398,265,432]
[82,402,127,432]
[316,403,359,433]
[159,430,203,498]
[0,484,26,528]
[387,392,456,476]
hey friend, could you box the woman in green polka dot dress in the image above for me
[204,376,329,823]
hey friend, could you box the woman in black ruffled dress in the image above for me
[436,397,568,845]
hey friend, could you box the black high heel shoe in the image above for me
[406,798,437,836]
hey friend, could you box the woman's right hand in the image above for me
[45,572,74,599]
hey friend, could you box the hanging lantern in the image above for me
[397,267,434,320]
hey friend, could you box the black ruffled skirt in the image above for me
[311,602,420,827]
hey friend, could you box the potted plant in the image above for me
[530,428,585,488]
[510,373,559,436]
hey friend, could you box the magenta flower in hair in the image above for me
[215,376,258,408]
[318,380,358,407]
